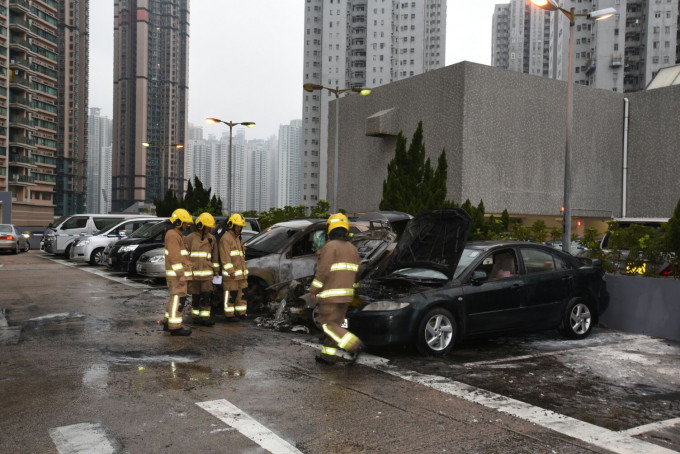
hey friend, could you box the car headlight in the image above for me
[78,239,91,246]
[362,301,410,311]
[149,255,165,263]
[119,245,139,252]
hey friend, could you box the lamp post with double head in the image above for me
[141,142,185,197]
[204,118,256,216]
[303,83,371,213]
[529,0,615,254]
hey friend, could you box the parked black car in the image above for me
[106,220,171,275]
[346,208,606,356]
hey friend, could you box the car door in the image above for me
[282,226,326,283]
[462,248,527,335]
[58,216,89,251]
[517,246,572,328]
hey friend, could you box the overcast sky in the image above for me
[89,1,499,141]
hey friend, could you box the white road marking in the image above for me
[620,418,680,436]
[197,399,302,454]
[292,338,677,454]
[39,255,150,289]
[49,422,117,454]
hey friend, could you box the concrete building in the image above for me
[492,0,550,77]
[246,140,270,213]
[301,0,446,211]
[331,61,680,234]
[112,0,189,212]
[0,0,84,226]
[87,108,112,214]
[55,0,89,216]
[278,119,302,208]
[492,0,679,93]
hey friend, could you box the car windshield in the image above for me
[129,221,166,238]
[0,224,12,233]
[454,248,484,279]
[244,226,301,254]
[50,215,70,228]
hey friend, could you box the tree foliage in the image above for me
[379,121,450,215]
[152,176,223,217]
[243,200,332,230]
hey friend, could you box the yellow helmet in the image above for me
[327,213,349,234]
[196,212,216,230]
[227,213,246,229]
[169,208,193,227]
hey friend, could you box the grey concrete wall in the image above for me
[0,192,12,224]
[601,275,680,342]
[626,86,680,219]
[461,63,624,218]
[336,61,626,218]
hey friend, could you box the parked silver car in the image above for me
[0,224,30,254]
[135,247,166,278]
[69,217,160,265]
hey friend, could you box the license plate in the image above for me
[108,258,112,265]
[341,318,348,329]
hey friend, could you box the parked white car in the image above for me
[69,217,160,265]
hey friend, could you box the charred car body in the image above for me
[343,208,606,356]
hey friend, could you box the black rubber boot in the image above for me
[170,326,192,336]
[348,342,365,365]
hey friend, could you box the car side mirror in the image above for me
[470,270,488,285]
[591,259,602,268]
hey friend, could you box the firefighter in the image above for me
[310,213,364,365]
[219,213,248,321]
[163,208,194,336]
[185,212,218,326]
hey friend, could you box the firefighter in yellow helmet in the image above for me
[163,208,194,336]
[310,213,364,365]
[185,212,219,326]
[219,213,249,321]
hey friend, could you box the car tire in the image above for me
[89,248,105,266]
[560,297,593,340]
[13,243,19,254]
[63,244,72,259]
[311,304,321,330]
[415,307,457,356]
[23,242,30,252]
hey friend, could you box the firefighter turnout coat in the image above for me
[219,230,248,291]
[163,227,192,330]
[310,239,360,304]
[185,231,218,281]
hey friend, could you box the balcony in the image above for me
[9,96,34,110]
[610,54,623,67]
[9,57,30,71]
[9,17,30,33]
[9,135,36,149]
[9,0,30,13]
[585,57,596,75]
[9,37,30,52]
[8,172,35,186]
[9,152,36,168]
[9,75,31,90]
[9,116,35,130]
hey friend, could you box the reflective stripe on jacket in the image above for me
[219,230,248,281]
[310,239,360,304]
[185,231,216,281]
[164,228,192,279]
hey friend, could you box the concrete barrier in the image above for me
[599,274,680,342]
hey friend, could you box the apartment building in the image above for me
[87,107,112,214]
[493,0,679,93]
[301,0,446,211]
[277,119,301,208]
[112,0,189,212]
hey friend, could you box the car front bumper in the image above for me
[346,306,415,347]
[136,262,165,278]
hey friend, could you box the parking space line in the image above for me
[38,255,151,289]
[49,422,117,454]
[620,418,680,437]
[197,399,302,454]
[292,338,677,454]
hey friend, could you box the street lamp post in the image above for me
[204,118,255,215]
[529,1,616,254]
[141,142,185,196]
[303,83,371,213]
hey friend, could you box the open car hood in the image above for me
[382,208,471,278]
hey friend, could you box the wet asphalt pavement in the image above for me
[1,251,679,453]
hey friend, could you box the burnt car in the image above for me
[345,208,606,356]
[106,220,171,275]
[243,217,396,314]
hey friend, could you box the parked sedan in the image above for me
[106,220,171,275]
[136,247,165,279]
[346,208,606,356]
[0,224,30,254]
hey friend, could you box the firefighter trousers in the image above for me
[317,302,361,361]
[165,279,187,330]
[189,280,213,320]
[224,289,247,318]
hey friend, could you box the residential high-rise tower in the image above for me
[301,0,447,210]
[112,0,189,212]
